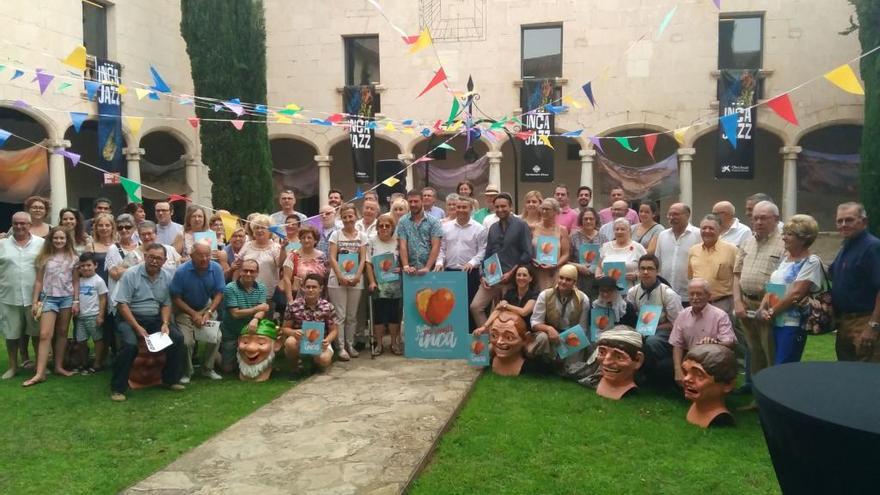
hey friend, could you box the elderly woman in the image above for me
[58,208,91,254]
[531,197,570,290]
[25,195,51,238]
[223,226,248,282]
[758,214,824,365]
[283,225,327,303]
[520,190,543,229]
[632,200,663,255]
[236,213,283,308]
[443,193,460,223]
[596,218,647,285]
[570,207,601,296]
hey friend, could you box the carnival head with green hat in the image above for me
[238,319,281,382]
[241,318,279,339]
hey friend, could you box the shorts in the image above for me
[75,314,102,342]
[42,295,74,313]
[372,298,402,325]
[0,303,40,340]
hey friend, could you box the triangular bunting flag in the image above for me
[0,64,6,73]
[402,34,420,45]
[168,194,190,203]
[0,129,12,146]
[644,133,658,160]
[823,64,864,95]
[713,0,721,9]
[33,70,55,95]
[365,121,378,130]
[539,134,554,149]
[62,45,87,71]
[413,156,435,165]
[276,115,292,124]
[85,80,100,100]
[268,225,286,239]
[589,136,604,154]
[149,65,171,93]
[231,120,245,130]
[61,150,81,167]
[178,96,194,105]
[384,122,396,131]
[447,98,460,123]
[117,84,127,95]
[545,104,567,114]
[562,96,583,109]
[656,5,678,39]
[223,98,244,116]
[562,130,583,138]
[310,119,332,126]
[147,91,160,101]
[13,100,28,109]
[673,127,688,146]
[614,136,639,152]
[515,130,535,141]
[254,104,268,114]
[581,82,597,108]
[353,187,364,200]
[327,113,344,124]
[56,82,73,93]
[417,68,447,98]
[382,176,400,187]
[446,121,463,132]
[125,116,145,136]
[719,113,739,148]
[278,104,301,116]
[134,88,152,100]
[69,112,88,133]
[408,28,432,54]
[187,117,200,128]
[11,69,24,81]
[420,128,432,137]
[766,94,799,125]
[482,129,498,142]
[437,143,455,151]
[120,176,142,203]
[219,212,239,240]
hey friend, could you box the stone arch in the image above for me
[0,100,59,141]
[269,135,321,216]
[0,104,54,230]
[327,134,403,203]
[138,125,194,156]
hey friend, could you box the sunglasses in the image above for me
[118,225,133,230]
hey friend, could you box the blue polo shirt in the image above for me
[829,230,880,314]
[115,264,172,316]
[169,260,226,310]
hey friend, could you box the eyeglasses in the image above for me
[378,224,393,229]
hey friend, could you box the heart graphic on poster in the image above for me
[608,268,622,281]
[565,333,581,348]
[306,329,319,342]
[343,259,355,272]
[641,311,656,324]
[583,250,597,263]
[380,259,393,272]
[416,288,455,325]
[596,315,610,330]
[487,262,497,275]
[471,339,485,355]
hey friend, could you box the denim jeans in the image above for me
[111,314,185,394]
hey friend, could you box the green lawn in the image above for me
[411,333,838,495]
[0,343,295,495]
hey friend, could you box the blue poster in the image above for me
[556,324,589,359]
[403,271,469,359]
[482,253,502,286]
[603,261,630,291]
[635,304,663,337]
[535,235,559,266]
[338,252,359,278]
[95,58,123,173]
[371,253,398,284]
[589,306,616,342]
[300,321,325,355]
[467,333,489,367]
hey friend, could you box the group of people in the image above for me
[0,182,877,404]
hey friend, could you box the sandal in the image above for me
[22,376,46,387]
[372,344,384,357]
[21,359,34,369]
[391,344,403,356]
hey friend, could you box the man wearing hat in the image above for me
[237,319,283,382]
[473,184,499,225]
[529,264,590,362]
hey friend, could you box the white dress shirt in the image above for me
[719,218,752,247]
[355,218,377,244]
[654,224,701,302]
[437,218,487,269]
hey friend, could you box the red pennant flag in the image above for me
[766,93,798,126]
[327,113,344,124]
[402,35,420,45]
[187,117,200,128]
[514,130,535,141]
[231,120,245,130]
[432,120,443,132]
[644,133,658,161]
[417,68,447,98]
[168,194,190,203]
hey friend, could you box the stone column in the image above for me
[315,155,332,207]
[185,154,201,204]
[47,139,71,222]
[123,147,145,189]
[578,148,596,190]
[486,151,502,188]
[780,146,802,220]
[677,147,696,208]
[397,153,414,191]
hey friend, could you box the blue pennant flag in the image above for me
[581,82,596,108]
[0,129,11,146]
[84,80,100,101]
[149,65,171,93]
[561,130,583,138]
[544,104,567,114]
[254,104,268,114]
[421,128,432,137]
[310,118,332,126]
[719,113,739,149]
[365,121,378,130]
[11,69,24,81]
[354,187,364,200]
[267,225,287,239]
[402,119,413,126]
[69,112,88,133]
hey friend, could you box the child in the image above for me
[24,227,80,387]
[75,252,108,374]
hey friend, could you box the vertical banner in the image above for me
[716,69,758,179]
[519,79,555,182]
[403,272,469,359]
[343,85,379,183]
[95,58,123,174]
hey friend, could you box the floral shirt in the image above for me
[284,296,339,330]
[43,253,77,297]
[396,212,443,269]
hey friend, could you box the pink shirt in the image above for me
[668,303,736,350]
[598,207,639,226]
[555,206,579,232]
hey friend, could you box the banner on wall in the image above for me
[95,58,123,174]
[595,154,679,201]
[716,69,759,179]
[343,85,380,183]
[797,150,860,230]
[519,78,555,182]
[0,146,49,203]
[403,271,469,359]
[415,155,489,200]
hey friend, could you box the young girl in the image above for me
[366,214,402,355]
[24,227,80,386]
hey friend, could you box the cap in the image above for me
[484,184,500,195]
[241,319,278,339]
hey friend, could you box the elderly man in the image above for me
[110,243,186,401]
[221,258,269,373]
[627,254,684,386]
[688,215,737,314]
[356,199,380,242]
[712,201,752,247]
[317,205,338,255]
[281,273,339,374]
[733,200,785,386]
[471,193,533,326]
[598,200,630,244]
[436,197,487,329]
[270,189,308,226]
[154,201,183,246]
[398,189,443,275]
[598,187,638,225]
[577,185,593,211]
[655,203,701,305]
[0,212,44,379]
[670,278,737,386]
[554,184,579,232]
[745,193,783,232]
[529,264,590,362]
[422,186,445,219]
[170,241,226,382]
[473,184,499,225]
[830,202,880,362]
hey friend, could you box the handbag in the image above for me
[798,260,835,335]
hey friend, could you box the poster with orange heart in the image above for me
[338,252,359,278]
[371,252,398,284]
[765,283,788,326]
[482,253,502,286]
[635,304,662,336]
[535,235,559,266]
[590,308,616,342]
[403,271,469,359]
[468,333,490,367]
[579,243,600,270]
[300,321,325,355]
[602,261,630,291]
[556,324,589,359]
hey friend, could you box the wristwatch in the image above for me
[869,321,880,330]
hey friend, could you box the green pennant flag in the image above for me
[120,176,142,203]
[437,143,455,151]
[56,82,72,93]
[0,65,5,73]
[447,98,460,124]
[614,136,639,152]
[489,120,505,130]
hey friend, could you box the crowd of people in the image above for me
[0,182,878,403]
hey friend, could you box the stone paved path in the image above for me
[125,357,481,495]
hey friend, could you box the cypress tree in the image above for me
[850,1,880,232]
[180,0,274,215]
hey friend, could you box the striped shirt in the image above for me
[734,231,785,296]
[222,280,267,340]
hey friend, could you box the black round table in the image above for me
[753,361,880,495]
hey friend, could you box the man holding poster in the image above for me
[436,197,486,330]
[281,274,338,373]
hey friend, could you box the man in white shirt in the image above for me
[654,203,700,304]
[712,201,752,247]
[355,199,379,243]
[154,202,183,246]
[270,189,308,226]
[435,198,487,329]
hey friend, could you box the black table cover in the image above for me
[753,361,880,495]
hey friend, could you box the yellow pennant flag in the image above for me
[382,176,400,187]
[62,45,87,71]
[403,127,415,134]
[408,28,432,54]
[117,84,128,95]
[124,116,144,136]
[219,212,240,241]
[276,115,293,124]
[134,88,152,100]
[599,66,611,82]
[673,127,688,146]
[562,96,583,109]
[823,64,864,95]
[447,120,463,132]
[539,134,554,149]
[384,122,397,131]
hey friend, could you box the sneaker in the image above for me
[179,376,191,384]
[167,383,186,391]
[110,392,126,402]
[347,344,359,358]
[337,348,351,361]
[203,370,222,380]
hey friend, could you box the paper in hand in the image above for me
[145,332,173,353]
